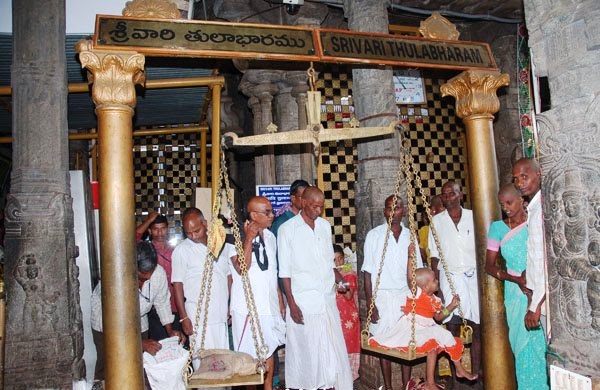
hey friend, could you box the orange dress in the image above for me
[369,288,464,361]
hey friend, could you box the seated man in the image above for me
[90,241,185,382]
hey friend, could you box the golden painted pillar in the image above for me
[441,70,514,389]
[76,39,145,390]
[211,83,222,204]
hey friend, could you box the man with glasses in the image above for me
[90,241,185,383]
[226,196,286,390]
[135,212,178,340]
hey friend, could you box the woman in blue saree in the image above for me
[485,184,549,390]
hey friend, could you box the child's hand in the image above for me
[450,294,460,309]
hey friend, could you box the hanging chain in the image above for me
[399,143,420,355]
[183,167,224,384]
[361,162,404,343]
[221,149,268,373]
[399,137,471,339]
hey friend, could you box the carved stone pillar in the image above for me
[441,70,513,389]
[290,73,316,184]
[76,39,146,390]
[240,71,279,186]
[274,76,302,184]
[4,0,85,387]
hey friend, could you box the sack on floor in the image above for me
[143,337,188,390]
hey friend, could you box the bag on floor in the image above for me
[143,336,188,390]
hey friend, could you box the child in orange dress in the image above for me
[369,267,477,390]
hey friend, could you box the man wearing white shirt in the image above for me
[278,187,352,390]
[172,207,231,369]
[428,181,480,379]
[227,196,286,390]
[362,195,422,390]
[512,158,548,333]
[91,241,185,381]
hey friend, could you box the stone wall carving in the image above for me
[524,0,600,380]
[538,96,600,373]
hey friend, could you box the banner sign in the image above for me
[95,16,318,60]
[94,15,496,70]
[256,185,291,213]
[319,29,495,70]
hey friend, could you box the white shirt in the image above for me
[91,265,174,333]
[278,214,335,315]
[171,238,230,324]
[428,208,476,273]
[526,191,547,314]
[362,223,423,290]
[227,229,280,316]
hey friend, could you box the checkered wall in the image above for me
[317,66,358,251]
[134,131,201,240]
[398,78,469,223]
[315,69,469,249]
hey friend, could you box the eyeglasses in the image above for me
[252,209,274,216]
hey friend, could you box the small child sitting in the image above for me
[369,267,477,390]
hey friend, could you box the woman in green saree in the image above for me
[485,184,549,390]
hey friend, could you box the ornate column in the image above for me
[76,39,146,390]
[290,72,316,183]
[240,70,279,185]
[5,0,85,386]
[274,75,302,184]
[441,70,513,389]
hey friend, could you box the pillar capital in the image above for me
[75,39,145,108]
[441,70,509,119]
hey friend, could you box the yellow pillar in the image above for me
[76,39,145,390]
[211,83,222,205]
[441,70,514,389]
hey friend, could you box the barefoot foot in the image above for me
[455,365,478,381]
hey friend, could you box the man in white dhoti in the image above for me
[428,181,481,379]
[172,207,231,369]
[278,186,353,390]
[362,195,423,390]
[227,196,286,390]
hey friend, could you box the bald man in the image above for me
[278,187,352,390]
[172,208,231,369]
[512,157,548,332]
[226,196,285,390]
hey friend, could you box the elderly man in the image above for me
[512,158,548,332]
[227,196,286,390]
[278,186,352,390]
[172,207,231,368]
[91,241,185,382]
[428,181,480,379]
[362,195,423,390]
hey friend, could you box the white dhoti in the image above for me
[369,288,409,336]
[285,301,353,390]
[231,312,285,359]
[439,269,480,324]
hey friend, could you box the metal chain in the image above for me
[399,145,420,354]
[221,150,268,373]
[361,162,404,343]
[399,137,471,336]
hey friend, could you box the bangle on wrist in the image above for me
[441,307,450,317]
[179,316,189,323]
